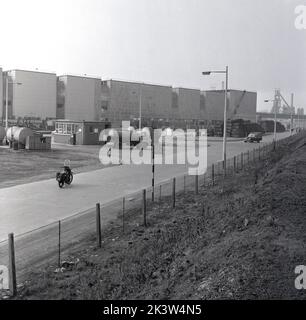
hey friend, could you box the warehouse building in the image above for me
[172,87,203,121]
[204,89,257,123]
[3,69,57,120]
[57,74,101,121]
[100,79,173,127]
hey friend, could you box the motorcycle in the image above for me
[56,164,73,188]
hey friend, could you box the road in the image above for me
[0,131,290,241]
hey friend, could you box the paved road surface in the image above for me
[0,132,290,241]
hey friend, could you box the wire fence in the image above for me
[0,132,304,295]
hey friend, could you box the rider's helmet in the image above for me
[64,159,71,169]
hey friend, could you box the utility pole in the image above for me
[202,66,229,173]
[223,66,228,173]
[139,83,142,130]
[5,77,9,131]
[290,93,294,135]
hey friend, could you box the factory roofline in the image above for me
[103,78,173,89]
[173,86,201,91]
[58,74,101,80]
[4,69,56,75]
[203,89,257,94]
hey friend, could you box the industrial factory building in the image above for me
[172,87,202,121]
[100,79,173,127]
[204,89,257,123]
[0,67,258,132]
[57,75,101,121]
[2,69,57,121]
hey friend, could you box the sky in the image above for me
[0,0,305,111]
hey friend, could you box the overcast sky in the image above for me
[0,0,305,111]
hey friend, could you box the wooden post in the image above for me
[58,221,61,267]
[8,233,17,297]
[172,178,176,208]
[122,197,125,233]
[142,189,147,227]
[258,145,261,160]
[151,144,155,202]
[241,152,243,170]
[159,185,162,213]
[247,150,250,165]
[212,164,215,186]
[183,175,186,193]
[96,203,102,248]
[195,174,199,195]
[234,156,236,172]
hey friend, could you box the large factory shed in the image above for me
[57,75,102,122]
[100,79,173,127]
[52,120,111,145]
[204,89,257,123]
[172,87,203,121]
[3,69,57,120]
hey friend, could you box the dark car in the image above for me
[244,132,263,143]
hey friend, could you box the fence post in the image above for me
[142,189,147,227]
[247,150,250,165]
[258,145,261,160]
[212,164,215,186]
[122,197,125,233]
[58,221,61,267]
[172,178,176,208]
[8,233,17,297]
[195,174,199,195]
[234,156,236,173]
[96,203,102,248]
[241,152,244,170]
[152,143,155,202]
[183,175,186,193]
[159,185,162,213]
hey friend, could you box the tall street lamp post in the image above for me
[202,66,229,173]
[264,98,277,148]
[290,93,294,135]
[139,83,143,130]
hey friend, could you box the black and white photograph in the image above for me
[0,0,306,316]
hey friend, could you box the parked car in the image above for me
[244,132,263,143]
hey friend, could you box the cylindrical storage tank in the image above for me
[6,126,19,140]
[0,126,6,141]
[6,127,34,145]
